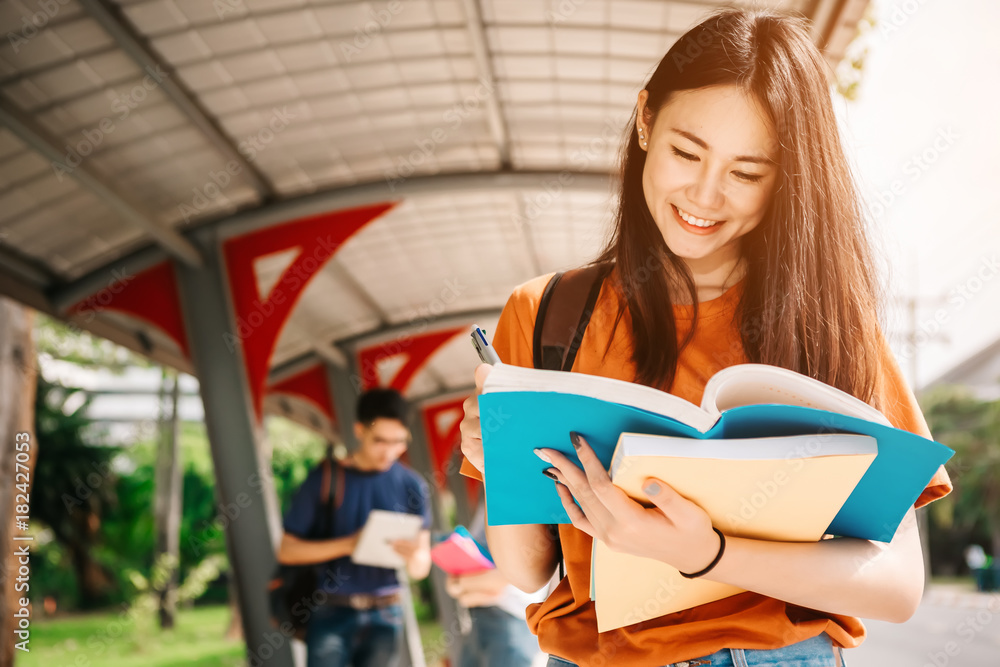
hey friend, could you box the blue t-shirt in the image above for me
[283,460,432,596]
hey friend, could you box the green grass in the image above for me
[21,604,446,666]
[20,604,244,667]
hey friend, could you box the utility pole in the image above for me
[896,293,949,585]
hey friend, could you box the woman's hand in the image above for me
[538,432,721,575]
[459,363,494,474]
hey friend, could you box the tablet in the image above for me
[350,509,424,569]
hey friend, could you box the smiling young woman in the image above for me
[459,7,952,667]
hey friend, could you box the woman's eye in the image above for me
[734,171,764,183]
[671,147,697,161]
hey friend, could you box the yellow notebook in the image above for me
[592,433,877,632]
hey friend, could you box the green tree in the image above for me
[921,387,1000,561]
[32,376,120,608]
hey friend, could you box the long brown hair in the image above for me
[595,8,884,406]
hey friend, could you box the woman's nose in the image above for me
[686,168,725,213]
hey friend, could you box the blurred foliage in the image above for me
[31,358,329,612]
[920,386,1000,572]
[33,375,122,609]
[35,312,151,371]
[834,6,873,101]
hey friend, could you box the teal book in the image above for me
[479,363,953,542]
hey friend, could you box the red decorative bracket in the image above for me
[223,202,395,419]
[67,261,190,358]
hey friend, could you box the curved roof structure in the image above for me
[2,0,868,427]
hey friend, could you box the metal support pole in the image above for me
[446,447,476,529]
[325,362,361,453]
[408,423,468,667]
[174,245,293,666]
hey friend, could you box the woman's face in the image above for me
[637,84,778,277]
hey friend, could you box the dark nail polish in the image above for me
[569,431,583,450]
[542,468,558,480]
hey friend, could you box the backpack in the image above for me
[268,447,344,640]
[532,263,610,579]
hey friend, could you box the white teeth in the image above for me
[676,206,722,228]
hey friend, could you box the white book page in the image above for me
[614,432,877,465]
[700,364,891,426]
[483,363,716,432]
[350,510,424,570]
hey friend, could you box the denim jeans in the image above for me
[306,603,403,667]
[546,632,846,666]
[457,606,542,667]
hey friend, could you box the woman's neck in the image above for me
[671,255,746,304]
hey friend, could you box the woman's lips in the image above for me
[671,204,725,235]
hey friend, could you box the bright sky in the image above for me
[836,0,1000,388]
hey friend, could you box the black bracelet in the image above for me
[679,527,726,579]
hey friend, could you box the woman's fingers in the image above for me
[459,365,492,474]
[474,363,492,392]
[541,450,616,531]
[568,432,641,518]
[554,479,595,537]
[459,395,484,473]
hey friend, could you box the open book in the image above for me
[479,363,952,542]
[592,432,877,631]
[431,526,496,575]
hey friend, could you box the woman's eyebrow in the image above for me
[669,127,775,165]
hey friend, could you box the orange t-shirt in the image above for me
[461,270,953,667]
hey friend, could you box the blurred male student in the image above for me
[279,387,432,667]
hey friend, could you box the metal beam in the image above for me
[0,98,204,268]
[48,169,612,309]
[263,308,501,389]
[0,245,57,289]
[336,308,503,350]
[47,244,170,313]
[77,0,274,199]
[216,170,614,240]
[325,361,361,451]
[461,0,510,167]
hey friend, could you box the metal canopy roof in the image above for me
[0,0,870,422]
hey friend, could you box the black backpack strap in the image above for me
[531,264,609,581]
[534,264,609,372]
[314,445,342,540]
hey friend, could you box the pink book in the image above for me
[431,532,495,575]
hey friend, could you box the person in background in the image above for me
[279,387,432,667]
[447,492,549,667]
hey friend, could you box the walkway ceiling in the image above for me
[0,0,870,425]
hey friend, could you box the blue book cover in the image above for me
[479,391,953,542]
